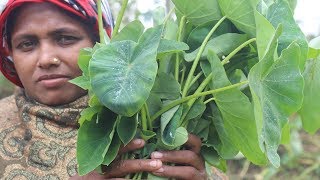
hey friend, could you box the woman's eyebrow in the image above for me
[49,28,82,36]
[11,34,36,44]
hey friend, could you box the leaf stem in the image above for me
[97,0,105,44]
[180,66,186,88]
[204,97,216,105]
[151,80,248,121]
[221,38,257,65]
[181,73,213,126]
[111,0,129,38]
[182,16,227,97]
[175,16,187,81]
[163,8,175,25]
[141,107,147,131]
[188,71,204,91]
[144,104,152,130]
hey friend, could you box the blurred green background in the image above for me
[1,0,319,179]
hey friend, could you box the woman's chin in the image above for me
[27,90,87,106]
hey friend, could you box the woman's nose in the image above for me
[37,42,60,69]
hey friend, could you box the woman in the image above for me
[0,0,224,179]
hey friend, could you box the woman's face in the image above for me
[10,3,94,106]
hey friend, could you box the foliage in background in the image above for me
[0,75,14,99]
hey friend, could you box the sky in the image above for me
[135,0,320,37]
[294,0,320,36]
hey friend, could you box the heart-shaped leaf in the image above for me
[102,134,121,166]
[161,105,183,146]
[117,115,138,145]
[266,0,308,69]
[185,33,248,62]
[151,72,181,100]
[207,50,267,165]
[218,0,256,37]
[90,26,163,116]
[171,0,222,25]
[249,27,304,167]
[77,109,117,175]
[299,57,320,134]
[208,103,239,159]
[112,20,144,42]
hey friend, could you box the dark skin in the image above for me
[9,3,207,180]
[71,134,206,180]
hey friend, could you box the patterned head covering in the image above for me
[0,0,113,87]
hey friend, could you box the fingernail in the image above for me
[152,151,163,159]
[149,160,160,167]
[155,167,164,173]
[133,139,143,145]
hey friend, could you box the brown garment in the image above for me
[0,89,88,179]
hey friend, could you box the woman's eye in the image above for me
[17,40,35,51]
[58,35,78,45]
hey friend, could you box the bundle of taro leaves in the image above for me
[71,0,320,179]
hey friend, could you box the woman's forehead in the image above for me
[11,3,89,36]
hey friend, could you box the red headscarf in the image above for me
[0,0,113,87]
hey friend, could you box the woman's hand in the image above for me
[70,134,207,180]
[70,139,162,180]
[102,139,163,178]
[150,134,207,180]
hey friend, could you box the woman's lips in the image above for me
[37,74,70,88]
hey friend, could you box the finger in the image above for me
[152,165,207,180]
[151,150,205,170]
[102,159,162,178]
[118,139,145,155]
[184,134,202,154]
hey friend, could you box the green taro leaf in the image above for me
[141,143,157,158]
[185,33,248,62]
[69,76,91,90]
[184,99,206,122]
[218,0,256,37]
[207,50,267,165]
[88,94,102,107]
[151,72,181,100]
[257,0,274,16]
[77,109,117,175]
[157,39,189,56]
[201,146,222,168]
[308,37,320,59]
[186,20,235,51]
[78,106,102,125]
[78,48,93,75]
[102,134,121,166]
[208,103,239,159]
[248,26,304,167]
[280,122,290,144]
[309,36,320,49]
[171,0,222,25]
[90,26,163,117]
[112,20,144,42]
[299,58,320,134]
[193,118,211,141]
[161,105,183,145]
[140,129,157,141]
[266,0,308,69]
[117,115,138,145]
[70,48,93,89]
[146,93,162,117]
[254,10,275,60]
